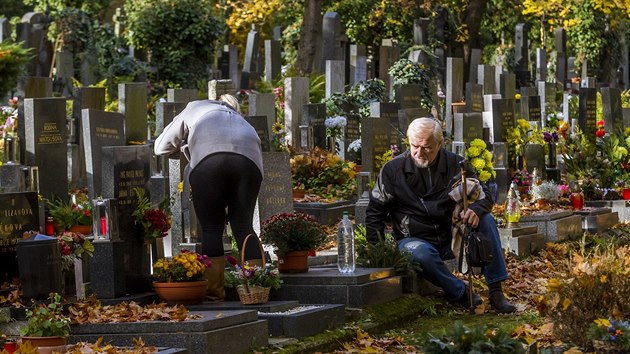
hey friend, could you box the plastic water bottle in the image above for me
[337,212,355,274]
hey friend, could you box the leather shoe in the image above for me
[489,292,516,313]
[456,287,482,307]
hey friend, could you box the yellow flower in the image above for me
[471,157,486,170]
[470,138,486,150]
[467,146,481,158]
[186,271,193,278]
[594,318,611,328]
[478,170,491,182]
[272,122,284,134]
[517,119,530,130]
[600,275,607,283]
[515,93,521,100]
[482,150,493,164]
[625,136,630,149]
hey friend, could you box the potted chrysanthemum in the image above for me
[152,249,212,305]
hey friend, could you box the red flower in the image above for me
[596,120,604,127]
[596,129,605,138]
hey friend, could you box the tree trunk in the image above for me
[296,0,322,76]
[462,0,488,68]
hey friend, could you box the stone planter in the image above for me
[20,336,67,354]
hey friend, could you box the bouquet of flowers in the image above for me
[325,115,347,140]
[57,231,94,272]
[224,255,282,290]
[464,139,495,183]
[152,250,212,282]
[132,188,171,241]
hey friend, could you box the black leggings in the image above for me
[189,153,263,259]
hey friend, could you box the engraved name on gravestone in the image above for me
[257,152,293,226]
[245,116,270,152]
[82,109,126,198]
[491,98,515,143]
[371,102,402,148]
[24,98,68,201]
[303,103,327,149]
[361,117,391,172]
[344,114,361,161]
[17,77,53,166]
[396,84,424,110]
[521,95,542,123]
[601,87,623,134]
[578,88,597,135]
[118,83,148,143]
[454,112,483,145]
[0,192,40,242]
[465,83,484,113]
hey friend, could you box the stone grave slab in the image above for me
[586,200,630,223]
[192,301,345,338]
[574,207,619,233]
[293,200,355,225]
[69,310,268,354]
[520,210,582,242]
[272,267,402,307]
[498,226,544,257]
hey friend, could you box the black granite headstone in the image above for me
[245,115,271,152]
[344,114,361,162]
[395,84,424,109]
[491,98,515,142]
[118,83,148,143]
[302,104,327,149]
[0,192,40,282]
[521,95,542,123]
[578,88,598,135]
[465,83,484,113]
[361,117,391,172]
[454,112,483,145]
[371,102,402,148]
[601,87,623,134]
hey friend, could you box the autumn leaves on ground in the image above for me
[335,224,630,353]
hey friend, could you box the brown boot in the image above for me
[205,256,226,301]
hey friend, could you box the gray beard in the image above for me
[414,159,429,168]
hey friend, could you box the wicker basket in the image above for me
[236,234,271,305]
[236,284,270,305]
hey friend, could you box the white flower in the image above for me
[347,139,362,152]
[325,116,347,129]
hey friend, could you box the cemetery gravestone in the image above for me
[361,117,391,172]
[578,88,598,135]
[0,192,40,282]
[167,89,198,103]
[536,49,547,82]
[521,95,542,123]
[514,23,530,88]
[446,57,464,137]
[344,114,361,161]
[264,39,282,82]
[350,45,368,85]
[465,83,484,113]
[0,17,10,42]
[82,109,126,198]
[24,98,68,201]
[249,93,276,138]
[478,65,497,94]
[326,60,345,98]
[156,102,186,135]
[601,87,623,133]
[454,113,483,145]
[302,104,327,150]
[17,77,53,166]
[101,145,152,293]
[118,83,148,143]
[208,80,235,101]
[379,39,400,98]
[71,87,106,187]
[468,49,481,84]
[257,152,294,226]
[284,77,310,148]
[396,84,424,110]
[500,73,516,100]
[245,116,271,152]
[491,99,515,143]
[371,102,402,149]
[241,27,261,90]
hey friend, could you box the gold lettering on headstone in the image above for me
[95,127,121,139]
[1,208,34,217]
[38,122,63,144]
[0,223,23,233]
[116,169,146,205]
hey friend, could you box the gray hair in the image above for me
[407,117,443,145]
[219,94,241,113]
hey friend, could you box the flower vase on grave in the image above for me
[3,132,19,165]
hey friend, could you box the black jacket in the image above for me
[365,148,493,257]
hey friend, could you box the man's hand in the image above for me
[460,209,480,228]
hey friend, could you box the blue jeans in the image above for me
[398,213,508,302]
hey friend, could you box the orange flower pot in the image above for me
[278,250,309,273]
[68,224,92,235]
[153,280,208,305]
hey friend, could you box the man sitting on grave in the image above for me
[365,117,516,313]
